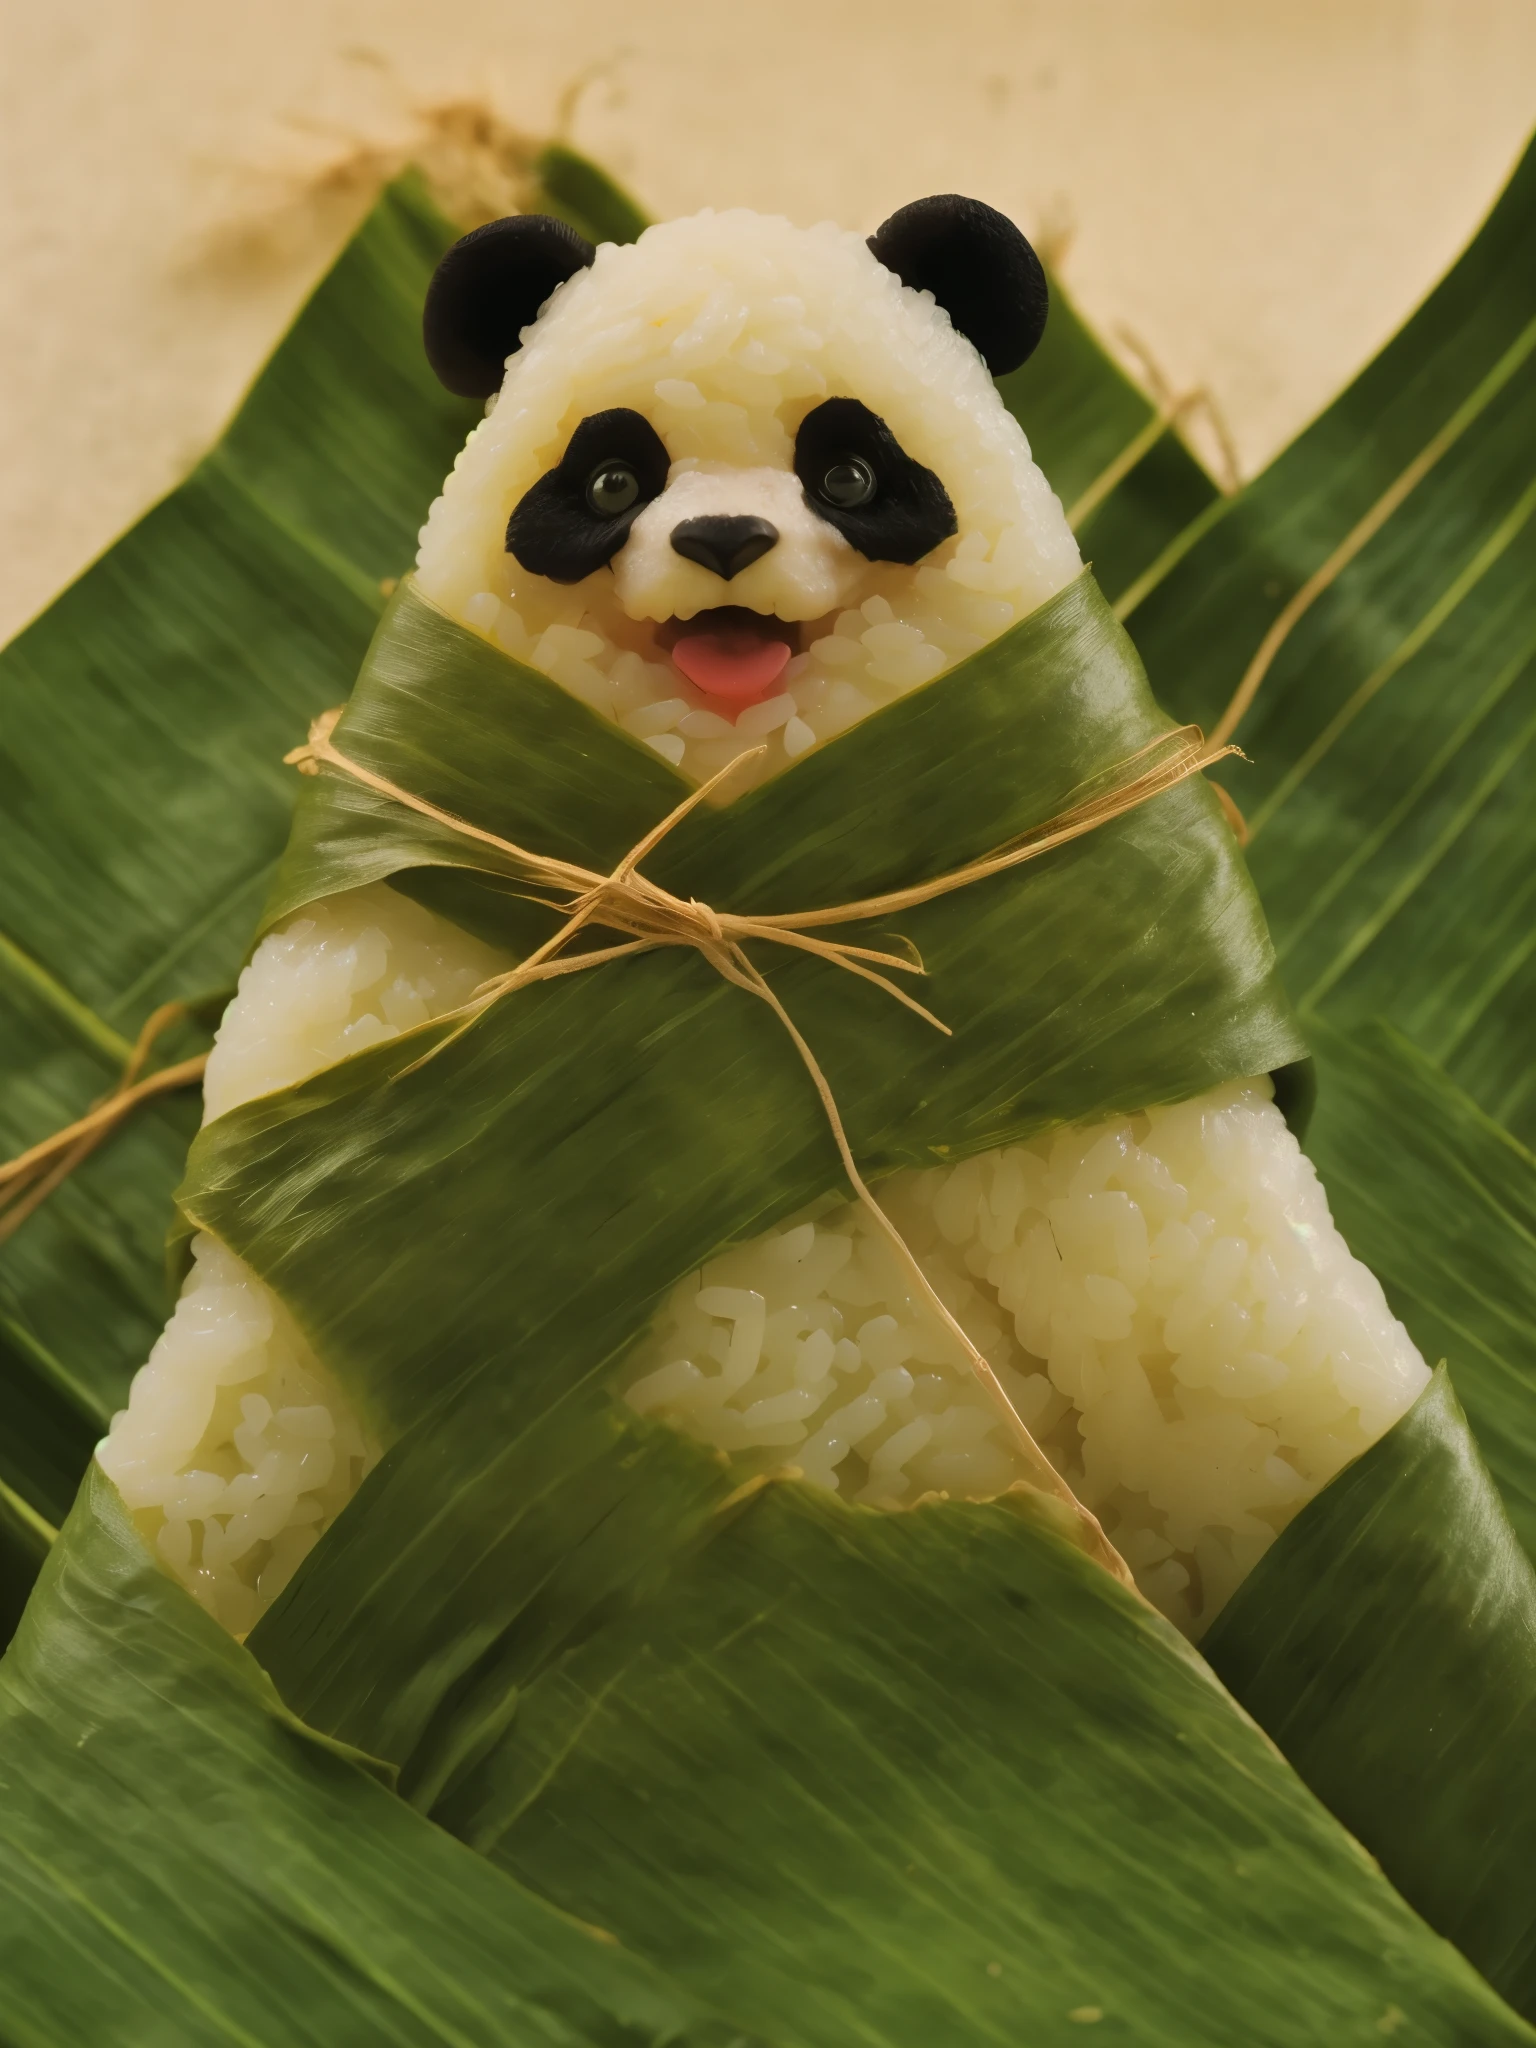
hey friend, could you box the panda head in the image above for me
[415,199,1081,791]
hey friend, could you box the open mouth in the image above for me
[657,607,800,709]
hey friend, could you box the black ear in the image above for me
[423,214,596,398]
[868,195,1047,376]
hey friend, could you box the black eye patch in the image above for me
[506,409,672,583]
[794,398,957,565]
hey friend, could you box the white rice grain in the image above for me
[621,1078,1429,1634]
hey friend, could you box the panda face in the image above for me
[416,206,1084,793]
[499,395,960,710]
[507,398,957,614]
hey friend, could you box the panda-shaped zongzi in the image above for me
[98,199,1426,1638]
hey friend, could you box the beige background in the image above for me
[2,0,1533,646]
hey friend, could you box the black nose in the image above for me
[670,515,779,580]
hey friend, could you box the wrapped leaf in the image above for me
[10,1411,1532,2042]
[183,573,1297,1450]
[116,561,1500,2036]
[1203,1016,1536,2014]
[456,1454,1532,2048]
[0,1464,754,2048]
[1207,1366,1536,2020]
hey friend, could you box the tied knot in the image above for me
[284,707,344,777]
[686,896,727,948]
[286,708,1238,1598]
[577,874,726,958]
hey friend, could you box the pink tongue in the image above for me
[670,629,792,706]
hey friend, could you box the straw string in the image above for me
[287,709,1238,1592]
[0,1004,207,1246]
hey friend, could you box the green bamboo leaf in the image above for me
[1129,132,1536,1145]
[1205,1366,1536,2019]
[0,1464,759,2048]
[1304,1017,1536,1558]
[183,578,1294,1463]
[155,562,1530,2034]
[1084,138,1536,1998]
[12,1434,1529,2044]
[1195,1015,1536,2015]
[472,1468,1532,2048]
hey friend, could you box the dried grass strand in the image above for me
[0,1004,207,1243]
[1066,393,1201,532]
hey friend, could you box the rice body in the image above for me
[200,883,508,1122]
[621,1078,1429,1633]
[100,219,1420,1637]
[97,1233,372,1636]
[414,209,1083,791]
[97,885,507,1633]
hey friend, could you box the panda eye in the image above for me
[817,456,877,510]
[586,462,641,516]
